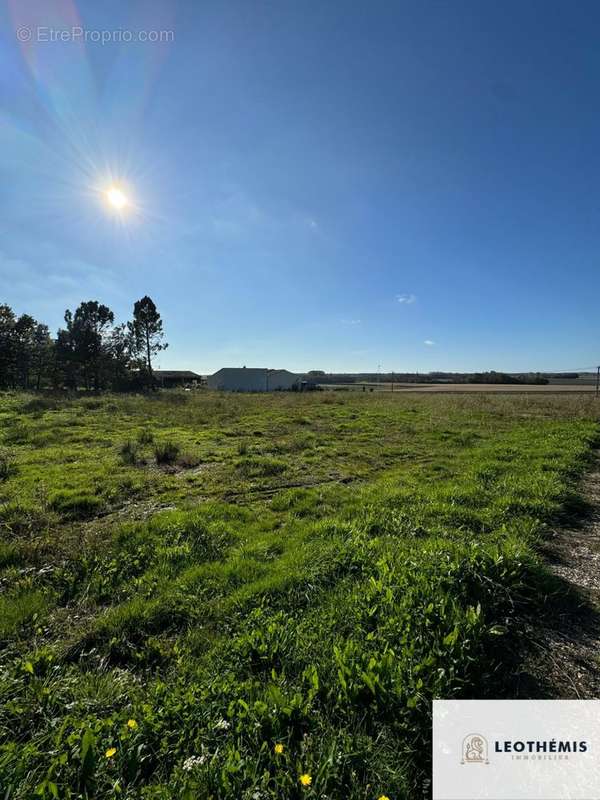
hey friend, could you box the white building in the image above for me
[207,367,300,392]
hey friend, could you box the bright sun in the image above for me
[106,186,128,211]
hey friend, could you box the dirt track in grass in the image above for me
[517,456,600,698]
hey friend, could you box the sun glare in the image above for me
[106,186,128,211]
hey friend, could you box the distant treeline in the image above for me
[309,370,550,385]
[0,296,167,391]
[462,371,548,385]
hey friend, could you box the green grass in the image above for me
[0,390,598,798]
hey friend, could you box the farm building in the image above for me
[207,367,300,392]
[153,370,203,388]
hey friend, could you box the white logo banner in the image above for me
[433,700,600,799]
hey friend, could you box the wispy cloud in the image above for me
[0,248,125,322]
[209,188,267,240]
[396,293,416,304]
[341,318,361,326]
[424,339,435,346]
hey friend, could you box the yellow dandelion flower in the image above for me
[274,743,284,755]
[299,773,312,787]
[105,747,117,758]
[378,796,391,800]
[127,719,138,729]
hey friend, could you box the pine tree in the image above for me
[128,296,168,384]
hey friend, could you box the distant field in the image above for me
[324,381,599,393]
[0,391,598,798]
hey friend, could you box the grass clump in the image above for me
[236,455,287,477]
[119,439,139,465]
[137,428,154,445]
[154,440,180,464]
[177,452,202,469]
[3,421,29,444]
[0,589,51,641]
[19,395,62,414]
[48,489,104,520]
[0,502,53,538]
[0,447,16,481]
[0,540,22,568]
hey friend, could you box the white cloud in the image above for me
[396,293,416,304]
[424,339,435,346]
[341,318,361,326]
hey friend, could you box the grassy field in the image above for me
[0,390,598,799]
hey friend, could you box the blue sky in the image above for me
[1,0,599,374]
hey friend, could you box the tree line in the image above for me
[0,296,167,391]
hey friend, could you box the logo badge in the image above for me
[461,734,489,765]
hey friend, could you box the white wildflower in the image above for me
[182,754,207,772]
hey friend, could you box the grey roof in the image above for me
[154,370,202,379]
[212,367,298,375]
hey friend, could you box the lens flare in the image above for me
[106,186,128,210]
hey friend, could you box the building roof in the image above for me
[154,370,203,379]
[212,367,298,376]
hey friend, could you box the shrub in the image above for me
[154,441,180,464]
[119,440,139,465]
